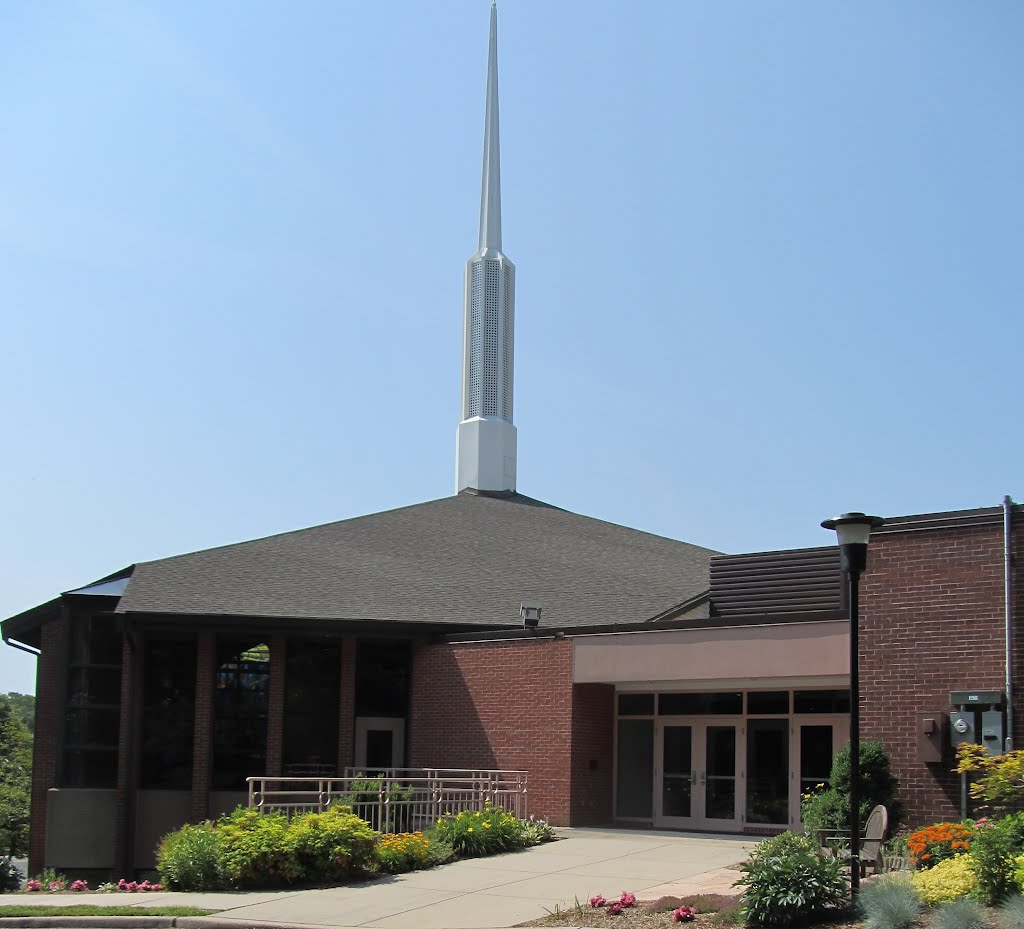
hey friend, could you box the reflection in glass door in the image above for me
[662,725,693,818]
[704,725,737,826]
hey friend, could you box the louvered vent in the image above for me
[709,547,842,617]
[483,260,501,415]
[502,264,514,420]
[466,262,485,417]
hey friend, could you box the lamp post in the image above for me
[821,511,884,898]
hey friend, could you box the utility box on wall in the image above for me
[919,713,946,762]
[950,690,1006,756]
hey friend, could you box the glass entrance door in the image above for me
[656,720,740,830]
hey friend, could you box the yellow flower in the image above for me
[467,827,473,832]
[484,822,491,828]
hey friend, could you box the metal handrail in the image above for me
[246,768,528,833]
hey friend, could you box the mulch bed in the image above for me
[519,895,867,929]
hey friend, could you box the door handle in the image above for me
[700,770,706,786]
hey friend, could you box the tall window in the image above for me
[141,638,196,788]
[284,641,340,774]
[355,641,410,717]
[213,641,270,789]
[63,615,122,787]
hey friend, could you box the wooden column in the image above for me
[190,631,216,822]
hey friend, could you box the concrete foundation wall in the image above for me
[46,789,116,869]
[134,791,191,869]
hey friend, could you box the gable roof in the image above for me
[115,492,718,629]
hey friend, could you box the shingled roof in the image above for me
[114,492,718,629]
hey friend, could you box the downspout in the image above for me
[1005,495,1015,752]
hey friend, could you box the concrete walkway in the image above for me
[0,829,756,929]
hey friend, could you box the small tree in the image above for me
[802,740,902,837]
[956,743,1024,813]
[0,701,32,859]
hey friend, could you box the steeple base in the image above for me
[457,417,517,493]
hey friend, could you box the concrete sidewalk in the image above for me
[0,828,755,929]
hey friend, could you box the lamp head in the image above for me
[821,512,885,574]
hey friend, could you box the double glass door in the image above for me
[655,719,739,830]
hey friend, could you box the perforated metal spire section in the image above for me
[479,2,501,251]
[457,3,517,494]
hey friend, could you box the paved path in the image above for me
[0,828,756,929]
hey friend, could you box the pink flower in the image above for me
[674,905,697,922]
[589,895,606,908]
[619,891,637,907]
[70,880,89,892]
[150,883,164,892]
[126,881,139,892]
[608,901,623,915]
[118,879,128,890]
[25,879,41,892]
[48,880,65,892]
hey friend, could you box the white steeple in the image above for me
[457,2,517,494]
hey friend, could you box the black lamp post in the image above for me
[821,511,884,898]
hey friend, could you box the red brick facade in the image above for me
[409,637,600,825]
[28,616,66,876]
[860,513,1023,826]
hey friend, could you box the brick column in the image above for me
[190,631,216,821]
[337,639,357,773]
[265,635,287,777]
[113,625,140,876]
[28,613,69,875]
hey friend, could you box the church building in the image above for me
[4,5,1022,879]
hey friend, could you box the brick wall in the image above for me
[860,514,1022,826]
[569,683,614,824]
[190,631,216,821]
[409,637,591,825]
[28,616,67,875]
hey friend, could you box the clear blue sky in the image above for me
[3,1,1022,695]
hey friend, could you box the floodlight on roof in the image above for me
[520,601,542,629]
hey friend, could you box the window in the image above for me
[747,691,790,715]
[141,639,196,788]
[284,641,340,773]
[794,690,851,714]
[355,642,410,718]
[617,693,654,716]
[213,641,270,789]
[658,692,742,715]
[62,616,122,788]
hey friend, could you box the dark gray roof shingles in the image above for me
[115,493,718,628]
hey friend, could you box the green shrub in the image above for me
[912,855,977,904]
[736,832,848,926]
[217,808,298,888]
[996,894,1024,929]
[0,857,21,893]
[969,814,1024,904]
[375,832,431,874]
[424,834,455,867]
[289,806,379,882]
[935,897,989,929]
[858,875,921,929]
[157,822,226,891]
[802,740,902,837]
[340,777,416,832]
[519,817,555,845]
[432,806,524,857]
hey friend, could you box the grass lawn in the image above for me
[0,905,215,918]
